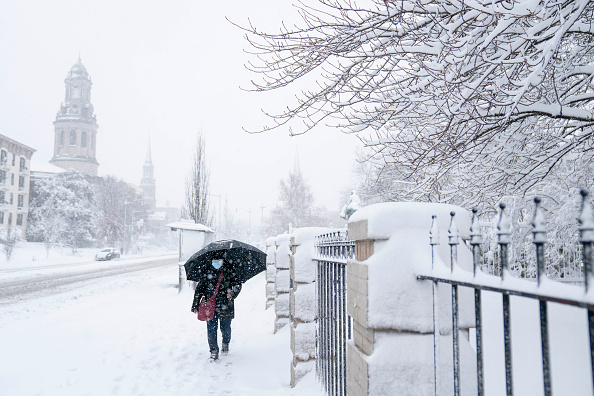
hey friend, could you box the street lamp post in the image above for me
[124,198,142,253]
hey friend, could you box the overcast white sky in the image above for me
[0,0,362,228]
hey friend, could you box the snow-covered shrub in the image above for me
[0,227,21,261]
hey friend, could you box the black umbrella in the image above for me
[184,239,267,283]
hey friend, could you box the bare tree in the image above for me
[94,175,143,249]
[220,197,242,240]
[241,0,594,206]
[264,170,326,236]
[183,134,213,226]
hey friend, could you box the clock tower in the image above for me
[50,57,99,176]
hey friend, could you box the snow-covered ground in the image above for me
[0,244,323,396]
[1,242,591,395]
[0,242,173,271]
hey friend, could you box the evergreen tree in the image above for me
[28,170,96,254]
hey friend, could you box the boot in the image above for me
[210,352,219,361]
[221,343,229,355]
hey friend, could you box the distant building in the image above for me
[30,160,66,181]
[140,142,156,213]
[0,134,36,236]
[50,57,99,176]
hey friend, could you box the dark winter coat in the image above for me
[191,264,242,319]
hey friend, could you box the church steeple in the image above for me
[50,56,99,176]
[144,141,153,167]
[140,140,156,213]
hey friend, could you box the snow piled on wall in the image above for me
[349,202,471,241]
[368,331,477,396]
[292,227,336,284]
[266,237,276,265]
[292,322,316,360]
[276,269,291,293]
[275,292,290,314]
[293,283,316,323]
[292,227,334,246]
[266,265,276,283]
[350,202,475,332]
[275,234,291,269]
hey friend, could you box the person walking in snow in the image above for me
[191,251,242,361]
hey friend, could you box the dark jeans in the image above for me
[207,317,232,353]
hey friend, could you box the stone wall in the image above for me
[346,202,477,396]
[289,227,331,387]
[274,234,291,333]
[265,237,276,309]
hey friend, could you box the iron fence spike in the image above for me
[449,211,459,272]
[470,207,482,246]
[532,197,547,245]
[430,215,440,246]
[579,189,594,293]
[449,211,460,246]
[497,202,511,245]
[579,189,594,243]
[532,197,547,286]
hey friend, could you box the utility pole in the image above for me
[260,205,266,224]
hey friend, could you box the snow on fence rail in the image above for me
[417,191,594,396]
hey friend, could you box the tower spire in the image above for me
[140,138,156,213]
[145,137,152,164]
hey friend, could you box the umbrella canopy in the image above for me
[184,239,267,283]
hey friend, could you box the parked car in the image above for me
[95,247,120,261]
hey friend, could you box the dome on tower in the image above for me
[69,56,88,77]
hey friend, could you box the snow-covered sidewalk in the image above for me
[0,263,323,395]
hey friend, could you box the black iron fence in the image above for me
[315,231,354,396]
[478,222,584,284]
[418,190,594,396]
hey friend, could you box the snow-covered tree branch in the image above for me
[242,0,594,205]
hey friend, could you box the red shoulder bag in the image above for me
[197,271,224,321]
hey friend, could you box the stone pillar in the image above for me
[265,237,276,309]
[289,227,330,387]
[274,234,291,333]
[346,203,476,396]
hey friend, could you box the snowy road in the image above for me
[0,257,321,396]
[0,254,178,301]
